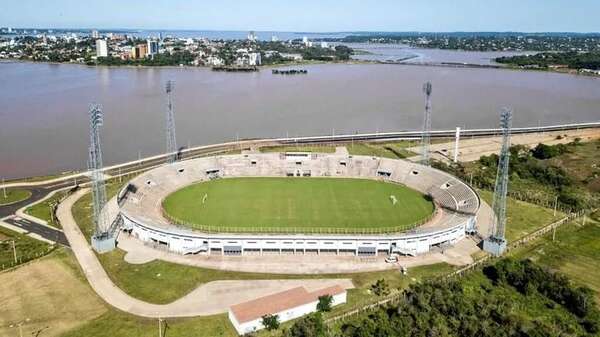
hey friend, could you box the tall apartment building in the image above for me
[130,44,148,59]
[96,39,108,57]
[147,40,159,56]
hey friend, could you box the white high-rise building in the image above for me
[302,36,309,45]
[7,27,12,33]
[248,52,262,66]
[320,41,329,48]
[96,39,108,57]
[271,35,279,42]
[92,30,99,39]
[247,31,257,42]
[147,39,159,56]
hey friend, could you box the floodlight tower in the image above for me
[165,80,178,164]
[420,81,433,166]
[88,104,114,253]
[483,107,513,256]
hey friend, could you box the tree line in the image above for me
[268,259,599,337]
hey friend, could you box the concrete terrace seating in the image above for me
[120,152,480,234]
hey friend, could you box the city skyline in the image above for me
[2,0,600,33]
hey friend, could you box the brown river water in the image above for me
[0,61,598,179]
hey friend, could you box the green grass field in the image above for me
[0,188,32,205]
[162,177,434,233]
[512,212,600,303]
[25,190,69,229]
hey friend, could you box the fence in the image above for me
[325,209,594,325]
[161,208,438,235]
[0,245,57,272]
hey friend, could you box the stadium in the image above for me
[117,148,480,258]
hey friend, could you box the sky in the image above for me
[2,0,599,33]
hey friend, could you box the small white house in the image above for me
[228,285,347,335]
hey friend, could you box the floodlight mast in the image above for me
[88,103,108,236]
[420,82,433,166]
[165,80,178,164]
[490,107,513,240]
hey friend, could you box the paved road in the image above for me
[56,189,352,318]
[4,216,69,246]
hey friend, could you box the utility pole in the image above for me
[553,195,558,217]
[158,317,163,337]
[1,178,6,199]
[12,240,17,264]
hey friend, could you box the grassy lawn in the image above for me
[162,177,434,233]
[347,141,417,159]
[0,188,32,205]
[0,250,106,337]
[97,247,453,304]
[25,190,69,229]
[478,189,564,242]
[61,311,238,337]
[511,212,600,303]
[0,226,52,270]
[260,144,336,153]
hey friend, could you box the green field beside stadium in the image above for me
[162,177,434,233]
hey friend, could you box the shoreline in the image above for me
[3,57,597,77]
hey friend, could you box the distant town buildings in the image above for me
[147,40,159,56]
[248,52,261,66]
[130,44,148,59]
[0,30,351,65]
[96,39,108,57]
[321,41,329,48]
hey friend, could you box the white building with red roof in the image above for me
[228,285,347,335]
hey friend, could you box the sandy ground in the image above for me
[0,257,107,337]
[408,128,600,163]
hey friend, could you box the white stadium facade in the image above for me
[117,151,480,257]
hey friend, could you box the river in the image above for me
[0,60,598,179]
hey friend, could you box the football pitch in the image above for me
[162,177,434,233]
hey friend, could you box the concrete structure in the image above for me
[454,127,461,163]
[118,152,480,257]
[228,285,346,335]
[130,44,148,59]
[147,40,159,56]
[248,52,261,66]
[91,29,99,39]
[95,39,108,58]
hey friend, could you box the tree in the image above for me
[261,314,280,331]
[371,279,390,297]
[317,294,333,312]
[285,313,327,337]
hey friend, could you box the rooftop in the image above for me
[230,285,345,324]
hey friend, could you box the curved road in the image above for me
[56,188,353,318]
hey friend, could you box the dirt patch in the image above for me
[0,253,107,337]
